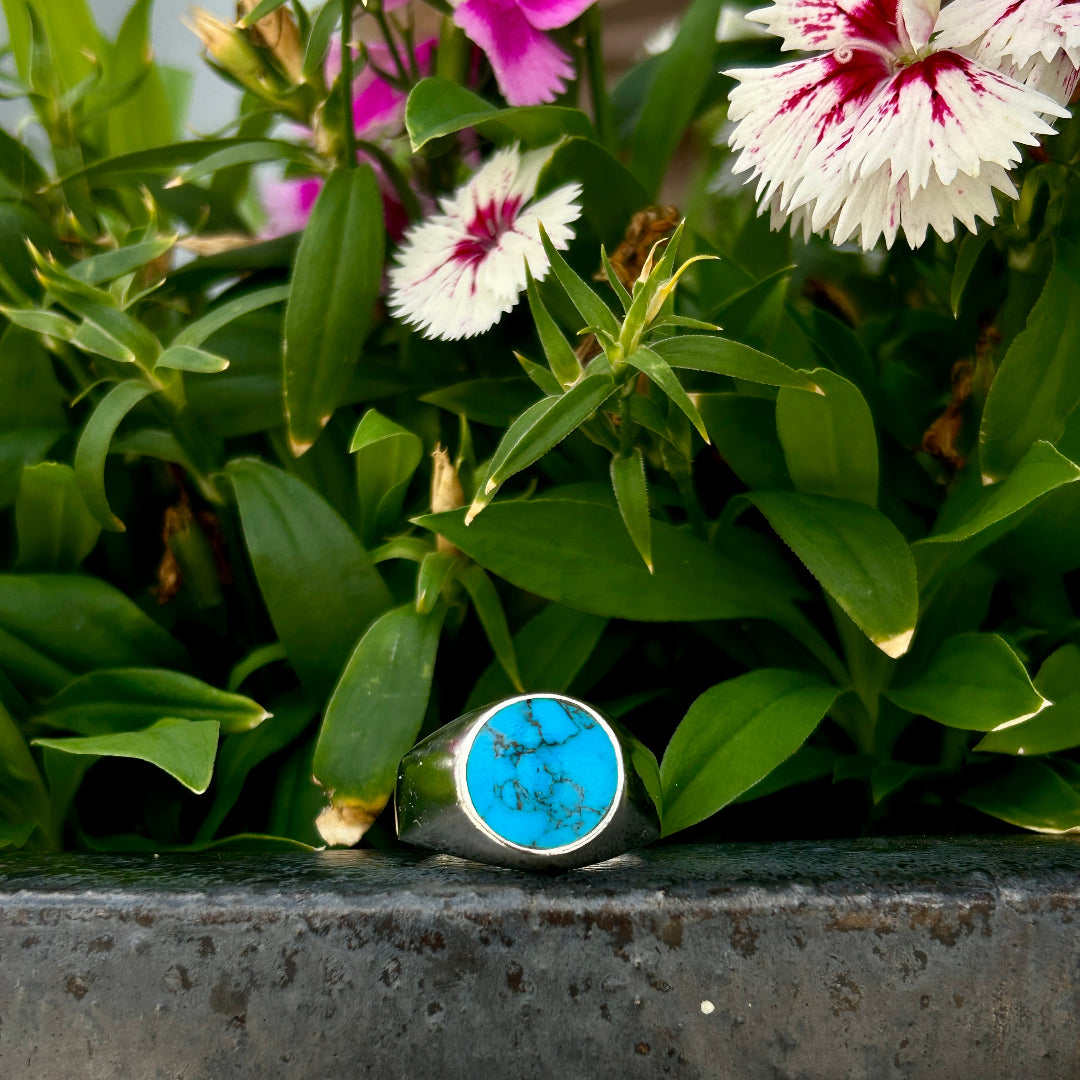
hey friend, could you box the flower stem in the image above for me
[584,5,615,152]
[340,0,358,168]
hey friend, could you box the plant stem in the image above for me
[373,8,410,84]
[340,0,358,168]
[583,5,615,152]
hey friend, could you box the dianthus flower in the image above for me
[387,144,581,340]
[726,0,1073,248]
[451,0,596,105]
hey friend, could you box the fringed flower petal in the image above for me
[744,0,901,53]
[388,145,582,340]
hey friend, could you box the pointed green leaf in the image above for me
[171,284,290,349]
[34,668,269,737]
[419,499,803,624]
[0,307,77,340]
[980,242,1080,481]
[746,491,918,657]
[515,352,562,396]
[776,368,878,507]
[285,166,384,453]
[610,448,652,572]
[33,718,219,794]
[698,393,791,491]
[470,373,614,519]
[660,669,839,835]
[313,603,444,842]
[156,345,230,373]
[302,0,339,80]
[976,645,1080,755]
[960,759,1080,833]
[458,564,523,691]
[228,459,392,700]
[526,263,583,388]
[416,550,460,614]
[405,77,593,151]
[625,346,708,443]
[15,462,100,571]
[466,604,607,710]
[74,381,157,532]
[69,237,177,286]
[539,223,621,340]
[171,141,316,187]
[349,409,424,546]
[886,633,1048,731]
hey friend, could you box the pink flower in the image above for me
[726,0,1072,249]
[388,144,582,340]
[452,0,595,105]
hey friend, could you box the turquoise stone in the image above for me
[465,697,620,850]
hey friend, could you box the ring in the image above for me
[395,693,662,871]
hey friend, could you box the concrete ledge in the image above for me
[1,837,1079,1079]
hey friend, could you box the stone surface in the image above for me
[1,837,1080,1078]
[465,696,619,849]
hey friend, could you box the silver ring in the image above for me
[395,693,662,870]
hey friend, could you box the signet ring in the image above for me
[395,693,662,871]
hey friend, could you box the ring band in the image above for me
[395,693,661,871]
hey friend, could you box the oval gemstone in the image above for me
[464,697,620,850]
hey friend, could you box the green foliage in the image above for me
[1,0,1080,852]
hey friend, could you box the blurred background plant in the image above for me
[2,0,1080,855]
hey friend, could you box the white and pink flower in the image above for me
[725,0,1074,249]
[388,144,582,340]
[452,0,596,105]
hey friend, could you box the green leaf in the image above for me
[74,381,156,532]
[50,293,161,367]
[155,345,230,374]
[526,263,582,388]
[34,668,269,737]
[466,604,608,710]
[886,633,1048,731]
[629,0,722,195]
[419,499,803,624]
[284,166,384,453]
[610,448,652,572]
[776,368,878,507]
[71,317,136,364]
[302,0,339,81]
[421,377,541,427]
[698,393,791,491]
[15,462,100,571]
[469,373,614,520]
[68,236,177,286]
[539,224,621,341]
[960,759,1080,833]
[170,140,316,186]
[415,550,459,614]
[980,241,1080,481]
[0,307,77,341]
[0,821,35,849]
[0,575,184,699]
[920,441,1080,546]
[197,691,316,842]
[103,0,175,154]
[650,335,821,393]
[405,77,593,151]
[458,564,522,691]
[226,641,289,693]
[237,0,289,25]
[660,669,839,835]
[313,603,444,843]
[746,491,918,657]
[625,346,708,442]
[228,459,392,700]
[171,284,290,349]
[349,409,424,547]
[976,645,1080,755]
[33,718,219,795]
[0,698,49,831]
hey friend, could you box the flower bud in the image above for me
[431,445,464,555]
[188,9,267,83]
[236,0,305,84]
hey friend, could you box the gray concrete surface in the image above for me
[1,837,1079,1079]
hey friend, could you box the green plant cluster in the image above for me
[2,0,1080,854]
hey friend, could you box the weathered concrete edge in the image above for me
[1,837,1079,1080]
